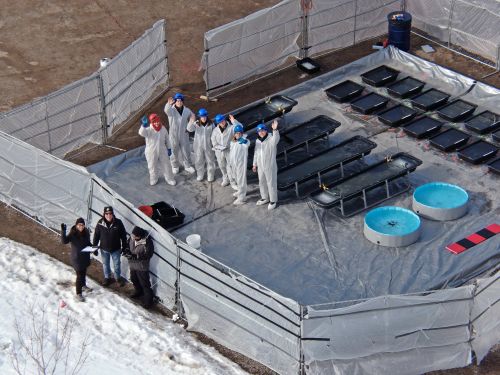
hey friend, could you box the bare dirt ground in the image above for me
[1,1,499,373]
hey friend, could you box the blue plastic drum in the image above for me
[413,182,468,221]
[364,206,421,247]
[388,11,412,52]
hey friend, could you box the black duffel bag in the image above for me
[150,201,185,230]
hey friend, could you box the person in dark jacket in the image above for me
[92,206,128,287]
[124,226,154,309]
[61,217,95,302]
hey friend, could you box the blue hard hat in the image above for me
[173,92,184,101]
[256,123,268,132]
[198,108,208,117]
[234,124,244,133]
[214,114,225,124]
[141,115,149,126]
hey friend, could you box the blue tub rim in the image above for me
[364,206,421,237]
[413,182,469,210]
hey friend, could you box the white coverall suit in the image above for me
[186,119,217,181]
[253,130,280,203]
[138,125,175,185]
[211,123,235,186]
[228,134,250,203]
[164,103,194,170]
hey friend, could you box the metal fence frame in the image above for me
[0,20,169,158]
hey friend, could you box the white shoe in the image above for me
[196,175,204,182]
[233,199,246,206]
[232,191,239,197]
[172,167,180,174]
[230,184,238,191]
[150,178,158,186]
[76,294,85,302]
[256,199,269,206]
[207,175,214,182]
[268,202,277,210]
[221,179,229,187]
[185,166,195,174]
[166,179,177,186]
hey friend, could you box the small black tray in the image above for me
[350,93,389,114]
[410,89,450,111]
[403,116,444,139]
[325,80,364,102]
[377,104,418,127]
[487,157,500,174]
[465,111,500,134]
[296,57,321,74]
[437,99,477,122]
[361,65,400,87]
[429,128,471,152]
[386,76,425,98]
[493,130,500,142]
[457,140,498,164]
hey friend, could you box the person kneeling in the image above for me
[125,226,155,309]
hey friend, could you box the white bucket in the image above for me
[100,58,110,68]
[186,234,201,249]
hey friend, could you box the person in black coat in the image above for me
[124,226,155,309]
[92,206,128,287]
[61,217,95,302]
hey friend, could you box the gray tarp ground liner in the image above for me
[89,47,499,306]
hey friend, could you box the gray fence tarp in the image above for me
[407,0,500,65]
[0,20,168,158]
[303,286,475,374]
[178,242,302,375]
[101,20,168,134]
[201,0,302,95]
[0,75,102,158]
[0,130,92,227]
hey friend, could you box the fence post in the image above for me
[401,0,406,12]
[96,73,109,145]
[162,20,170,90]
[497,45,500,71]
[44,98,52,154]
[353,0,358,46]
[447,0,456,48]
[204,37,211,101]
[299,305,305,374]
[175,243,184,317]
[86,178,94,228]
[300,0,311,59]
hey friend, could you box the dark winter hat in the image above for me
[75,217,85,225]
[103,206,114,214]
[131,226,146,239]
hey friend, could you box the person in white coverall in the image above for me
[138,114,176,186]
[164,92,195,174]
[228,123,250,205]
[252,120,280,210]
[211,114,237,188]
[186,108,217,182]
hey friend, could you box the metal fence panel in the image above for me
[449,0,500,63]
[0,75,102,158]
[101,20,168,133]
[0,130,91,228]
[307,0,356,56]
[471,272,500,364]
[201,0,302,95]
[178,243,301,375]
[303,287,474,374]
